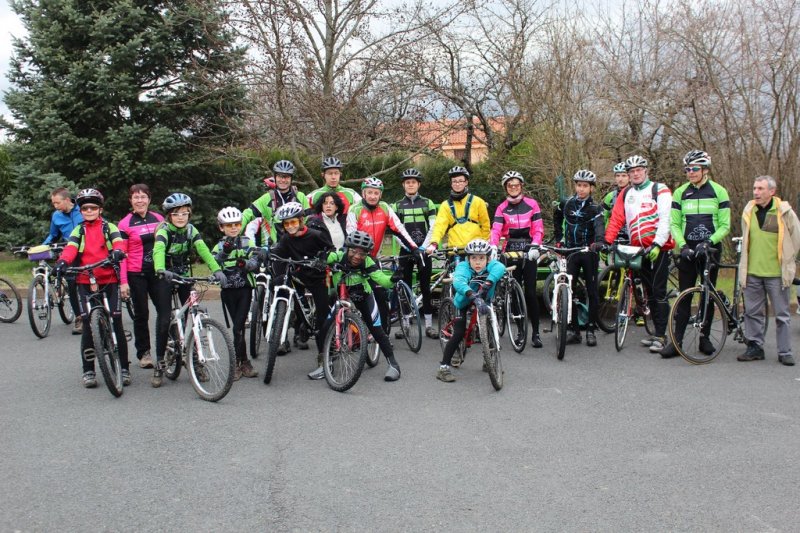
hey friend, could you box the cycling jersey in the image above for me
[271,227,334,282]
[153,222,220,275]
[606,180,674,250]
[44,204,83,244]
[489,197,544,251]
[670,179,731,248]
[430,193,491,248]
[554,195,604,248]
[118,211,164,276]
[602,188,629,240]
[326,250,392,295]
[212,236,258,289]
[451,259,506,310]
[59,218,124,285]
[241,187,310,244]
[308,185,362,214]
[347,201,418,257]
[392,194,437,247]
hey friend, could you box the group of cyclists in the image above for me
[39,148,797,390]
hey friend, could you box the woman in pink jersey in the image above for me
[489,171,545,348]
[117,184,164,369]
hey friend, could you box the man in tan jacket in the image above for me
[737,176,800,365]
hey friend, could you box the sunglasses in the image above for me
[282,219,301,228]
[80,205,100,212]
[684,166,704,173]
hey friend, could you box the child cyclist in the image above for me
[54,188,130,388]
[326,230,402,382]
[212,207,260,380]
[151,193,226,388]
[436,239,506,383]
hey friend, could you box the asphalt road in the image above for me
[2,303,800,532]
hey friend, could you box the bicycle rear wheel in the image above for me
[249,286,265,359]
[438,298,465,362]
[90,308,123,397]
[670,287,727,364]
[614,279,632,351]
[264,300,287,384]
[493,280,507,338]
[478,311,503,390]
[596,266,621,333]
[505,278,527,353]
[56,277,74,324]
[397,281,422,353]
[27,278,51,338]
[0,277,22,323]
[323,310,368,392]
[187,317,235,402]
[165,323,182,380]
[637,281,656,336]
[554,284,568,360]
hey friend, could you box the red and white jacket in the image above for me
[347,201,418,257]
[605,180,675,250]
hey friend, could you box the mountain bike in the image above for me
[539,245,592,360]
[322,264,370,392]
[262,256,320,384]
[13,244,75,338]
[416,246,464,307]
[63,258,125,397]
[248,254,272,359]
[163,275,235,402]
[606,244,652,351]
[378,255,422,354]
[667,237,767,364]
[0,277,22,323]
[437,281,503,390]
[492,255,527,352]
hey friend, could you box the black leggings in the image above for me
[441,311,468,366]
[640,252,671,337]
[221,287,252,362]
[672,249,720,341]
[153,278,190,364]
[399,252,433,315]
[77,284,129,372]
[128,271,159,357]
[294,277,331,354]
[566,251,599,331]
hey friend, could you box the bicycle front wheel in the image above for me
[596,266,621,333]
[264,299,287,384]
[397,281,422,353]
[323,309,368,392]
[165,322,182,380]
[0,277,22,323]
[614,279,632,352]
[670,287,728,364]
[27,278,51,338]
[438,297,464,360]
[55,277,74,324]
[478,311,503,390]
[505,278,527,353]
[249,286,265,359]
[187,317,235,402]
[554,284,568,361]
[90,308,123,397]
[493,281,507,338]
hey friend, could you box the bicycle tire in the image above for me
[397,281,422,353]
[27,277,51,338]
[506,278,527,353]
[56,277,75,324]
[670,287,727,364]
[438,297,464,360]
[263,300,287,384]
[555,284,568,360]
[165,323,182,380]
[638,281,656,336]
[90,308,123,397]
[366,333,381,368]
[0,277,23,323]
[323,309,368,392]
[542,272,555,314]
[615,279,632,351]
[596,265,622,333]
[493,279,507,338]
[187,317,235,402]
[249,286,265,359]
[478,311,503,390]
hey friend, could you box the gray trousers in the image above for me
[744,275,792,357]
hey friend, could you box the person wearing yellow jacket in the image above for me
[737,175,800,366]
[426,166,491,254]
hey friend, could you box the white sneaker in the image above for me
[307,367,325,380]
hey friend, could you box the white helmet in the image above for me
[275,201,305,222]
[624,155,648,171]
[501,170,525,187]
[217,206,242,225]
[572,170,597,183]
[683,150,711,167]
[465,238,492,255]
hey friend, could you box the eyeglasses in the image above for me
[451,179,467,185]
[171,212,190,218]
[505,183,522,189]
[80,205,100,212]
[684,166,703,173]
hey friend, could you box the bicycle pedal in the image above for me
[124,330,133,342]
[83,348,96,362]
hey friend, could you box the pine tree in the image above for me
[2,0,248,242]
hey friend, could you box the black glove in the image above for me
[257,248,269,263]
[590,241,607,253]
[109,249,126,263]
[390,270,404,283]
[474,297,490,316]
[465,290,475,301]
[158,270,175,282]
[680,247,695,261]
[54,259,68,277]
[695,240,712,256]
[221,237,236,255]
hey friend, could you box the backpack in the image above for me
[75,219,114,262]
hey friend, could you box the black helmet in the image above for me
[321,157,343,171]
[76,188,104,207]
[401,168,422,182]
[344,230,374,252]
[273,160,296,176]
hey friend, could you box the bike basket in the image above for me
[613,244,643,270]
[27,245,54,262]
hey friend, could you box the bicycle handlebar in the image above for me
[269,255,326,271]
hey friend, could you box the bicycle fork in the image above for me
[265,285,295,346]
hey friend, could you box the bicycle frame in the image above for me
[170,281,217,366]
[265,258,318,346]
[251,263,272,324]
[693,237,745,340]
